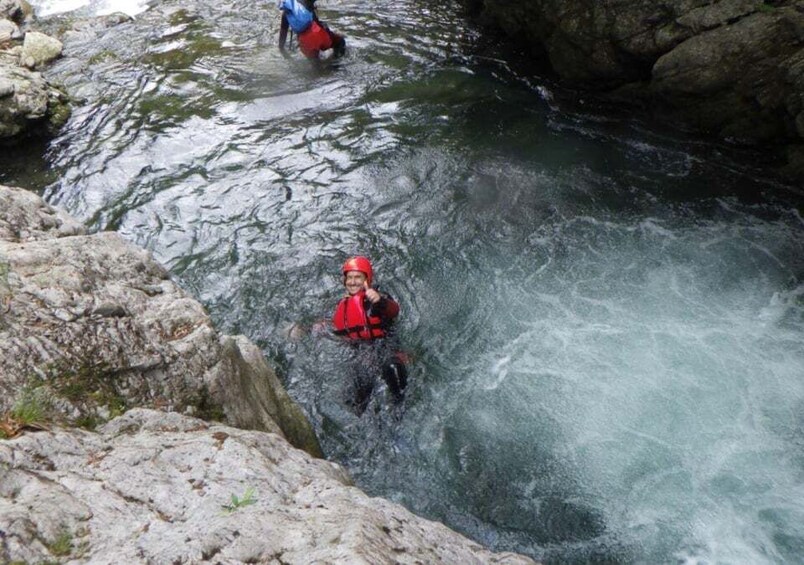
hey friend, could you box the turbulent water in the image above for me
[6,0,804,562]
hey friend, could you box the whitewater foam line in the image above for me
[31,0,149,17]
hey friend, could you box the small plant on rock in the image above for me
[47,528,73,557]
[0,389,51,439]
[221,486,257,514]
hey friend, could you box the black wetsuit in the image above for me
[334,291,407,414]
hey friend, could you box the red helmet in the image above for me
[342,256,373,286]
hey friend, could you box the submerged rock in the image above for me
[0,184,321,458]
[0,408,537,564]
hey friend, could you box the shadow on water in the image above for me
[0,136,57,191]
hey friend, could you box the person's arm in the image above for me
[278,13,291,57]
[369,292,399,321]
[364,283,399,320]
[379,294,400,319]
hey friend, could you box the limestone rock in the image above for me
[211,335,323,457]
[0,64,47,136]
[0,59,69,137]
[20,31,63,69]
[0,18,20,45]
[0,184,84,241]
[0,13,70,139]
[0,409,537,564]
[0,185,321,457]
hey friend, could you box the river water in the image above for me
[6,0,804,563]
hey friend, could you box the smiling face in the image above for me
[344,270,367,295]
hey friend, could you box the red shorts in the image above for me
[298,21,334,59]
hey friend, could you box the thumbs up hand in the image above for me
[364,281,381,304]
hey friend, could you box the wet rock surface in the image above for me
[465,0,804,179]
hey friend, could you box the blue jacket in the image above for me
[279,0,314,33]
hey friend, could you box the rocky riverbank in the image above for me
[0,0,71,139]
[0,184,539,563]
[0,184,322,457]
[464,0,804,180]
[1,408,537,564]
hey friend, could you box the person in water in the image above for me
[332,256,408,414]
[278,0,346,60]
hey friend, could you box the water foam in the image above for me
[31,0,149,17]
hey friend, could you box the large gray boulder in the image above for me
[0,408,538,564]
[465,0,804,178]
[0,184,321,458]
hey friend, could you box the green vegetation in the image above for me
[1,387,51,438]
[10,390,47,424]
[47,99,72,132]
[73,414,99,430]
[47,529,73,557]
[137,93,214,124]
[169,8,199,26]
[47,358,127,430]
[221,486,257,514]
[758,3,776,12]
[88,50,119,65]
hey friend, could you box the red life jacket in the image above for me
[298,21,335,58]
[332,291,391,340]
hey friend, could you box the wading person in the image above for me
[278,0,346,60]
[332,256,407,414]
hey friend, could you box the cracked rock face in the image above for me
[0,184,321,457]
[0,409,538,564]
